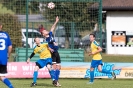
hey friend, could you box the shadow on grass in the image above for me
[37,83,55,87]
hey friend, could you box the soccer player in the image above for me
[41,16,61,87]
[88,34,116,84]
[27,37,56,87]
[0,23,14,88]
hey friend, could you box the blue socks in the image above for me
[55,70,60,80]
[89,69,112,83]
[49,69,60,81]
[49,70,56,81]
[90,71,94,82]
[33,71,38,83]
[102,69,112,74]
[3,78,14,88]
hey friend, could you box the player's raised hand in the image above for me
[27,58,30,64]
[88,51,92,56]
[56,16,59,22]
[51,16,59,32]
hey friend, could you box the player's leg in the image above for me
[55,52,61,86]
[55,64,61,87]
[97,60,116,79]
[0,65,14,88]
[89,60,96,83]
[45,58,57,85]
[56,64,61,81]
[31,60,41,87]
[51,52,58,81]
[89,67,95,83]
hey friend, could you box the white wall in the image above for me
[106,11,133,55]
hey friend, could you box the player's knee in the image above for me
[0,76,5,81]
[98,68,102,72]
[51,63,56,70]
[98,65,102,72]
[34,66,39,71]
[46,64,52,70]
[90,67,94,71]
[57,65,61,70]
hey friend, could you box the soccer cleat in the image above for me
[87,82,93,84]
[30,82,37,87]
[52,80,57,86]
[56,81,61,87]
[111,72,116,80]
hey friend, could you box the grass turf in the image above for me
[1,78,133,88]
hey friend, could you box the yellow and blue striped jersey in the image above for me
[90,40,102,60]
[34,42,51,59]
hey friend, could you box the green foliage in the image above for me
[0,3,14,14]
[43,2,95,31]
[2,0,39,14]
[0,14,22,52]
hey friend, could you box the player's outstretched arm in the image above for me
[27,52,35,64]
[50,16,59,32]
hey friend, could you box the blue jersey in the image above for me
[0,31,12,65]
[46,31,58,52]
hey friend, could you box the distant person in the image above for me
[127,38,133,45]
[88,34,116,84]
[0,23,14,88]
[38,24,45,33]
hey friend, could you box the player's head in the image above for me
[39,24,43,29]
[0,22,2,30]
[34,37,40,44]
[89,33,95,42]
[41,30,49,37]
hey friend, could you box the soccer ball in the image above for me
[47,2,55,9]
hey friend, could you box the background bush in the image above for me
[0,13,22,52]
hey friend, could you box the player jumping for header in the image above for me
[41,16,61,87]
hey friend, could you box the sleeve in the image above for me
[54,46,59,50]
[33,46,37,54]
[7,33,12,46]
[49,31,53,36]
[93,41,100,48]
[29,52,35,59]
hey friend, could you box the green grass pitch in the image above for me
[1,78,133,88]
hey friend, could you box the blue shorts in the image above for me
[91,60,103,68]
[36,58,52,68]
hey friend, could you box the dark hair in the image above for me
[89,33,95,38]
[34,37,39,42]
[39,24,43,29]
